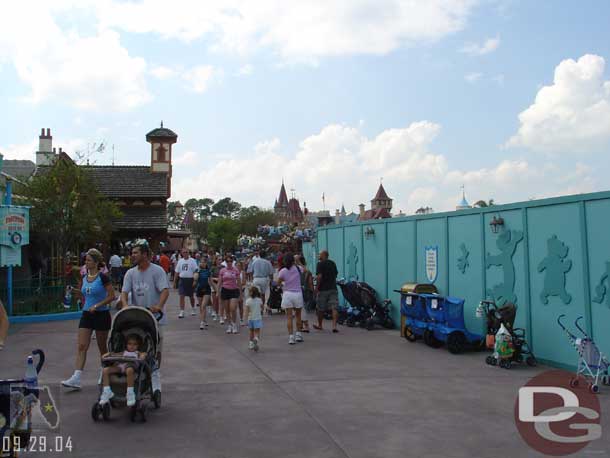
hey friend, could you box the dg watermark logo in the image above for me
[514,370,602,456]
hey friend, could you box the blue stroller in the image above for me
[423,295,484,354]
[558,314,610,394]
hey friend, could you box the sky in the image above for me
[1,0,610,215]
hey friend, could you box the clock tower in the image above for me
[146,121,178,197]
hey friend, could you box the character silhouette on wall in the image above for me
[346,242,359,280]
[486,229,524,305]
[537,235,572,305]
[457,243,470,274]
[592,261,610,308]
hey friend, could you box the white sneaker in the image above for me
[97,368,103,385]
[178,311,184,319]
[232,323,239,334]
[191,309,196,316]
[219,318,225,325]
[200,321,205,330]
[99,388,114,405]
[226,324,233,334]
[295,332,303,343]
[288,335,295,345]
[248,341,255,350]
[126,390,136,407]
[61,373,81,389]
[213,315,218,321]
[240,319,244,327]
[151,369,161,392]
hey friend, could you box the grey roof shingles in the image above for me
[113,206,167,230]
[3,160,36,179]
[82,165,168,198]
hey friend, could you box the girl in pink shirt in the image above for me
[217,255,242,334]
[277,253,304,345]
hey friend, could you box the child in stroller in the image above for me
[99,334,147,407]
[91,307,161,423]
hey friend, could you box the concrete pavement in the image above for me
[1,290,609,458]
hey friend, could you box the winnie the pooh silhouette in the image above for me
[537,235,572,305]
[592,261,610,307]
[486,229,523,305]
[346,242,359,281]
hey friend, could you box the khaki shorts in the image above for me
[316,289,338,312]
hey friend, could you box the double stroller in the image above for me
[477,300,536,368]
[91,307,161,423]
[336,279,394,330]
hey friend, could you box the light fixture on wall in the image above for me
[489,215,504,234]
[364,226,376,239]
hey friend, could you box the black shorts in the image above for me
[196,285,212,297]
[79,310,111,331]
[220,288,240,300]
[179,278,195,296]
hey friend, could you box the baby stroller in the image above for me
[337,280,394,330]
[267,282,283,315]
[477,300,536,368]
[558,314,610,394]
[1,350,45,458]
[91,307,161,423]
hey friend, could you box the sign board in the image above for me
[425,245,438,283]
[0,205,30,267]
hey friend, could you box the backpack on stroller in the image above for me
[267,282,283,315]
[91,307,161,423]
[337,280,394,330]
[476,300,536,368]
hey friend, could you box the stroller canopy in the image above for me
[108,307,160,355]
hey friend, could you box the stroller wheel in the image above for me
[526,356,537,367]
[110,399,120,409]
[91,403,102,422]
[570,377,579,388]
[589,384,599,394]
[383,317,395,329]
[490,357,497,366]
[485,355,494,365]
[365,319,375,331]
[102,402,111,421]
[404,326,417,342]
[447,331,466,354]
[503,360,512,370]
[153,390,161,409]
[499,359,506,368]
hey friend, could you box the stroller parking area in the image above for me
[2,291,610,458]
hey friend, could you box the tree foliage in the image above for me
[473,199,495,208]
[17,160,122,255]
[212,197,241,218]
[207,218,241,251]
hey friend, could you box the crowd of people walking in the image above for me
[58,242,339,407]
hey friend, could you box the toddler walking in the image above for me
[245,286,263,351]
[99,334,147,406]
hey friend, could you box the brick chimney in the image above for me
[36,128,55,166]
[335,209,341,225]
[359,203,365,219]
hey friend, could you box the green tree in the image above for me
[207,218,241,251]
[473,199,495,208]
[238,206,276,235]
[185,197,215,220]
[17,159,122,257]
[212,197,241,218]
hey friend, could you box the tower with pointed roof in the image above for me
[371,182,393,213]
[274,181,303,224]
[456,185,471,210]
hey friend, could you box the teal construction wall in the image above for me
[303,190,610,369]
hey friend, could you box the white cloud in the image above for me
[151,66,178,80]
[96,0,479,62]
[0,136,87,162]
[465,72,483,83]
[507,54,610,153]
[171,121,597,215]
[1,3,150,111]
[182,65,221,93]
[237,64,254,76]
[173,151,198,166]
[460,36,500,56]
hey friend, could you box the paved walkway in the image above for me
[2,291,609,457]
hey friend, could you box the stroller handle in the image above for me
[155,311,164,322]
[557,314,567,330]
[32,349,45,374]
[574,316,587,336]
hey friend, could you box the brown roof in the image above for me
[358,208,392,221]
[82,166,168,198]
[112,206,167,231]
[276,182,289,207]
[373,183,390,200]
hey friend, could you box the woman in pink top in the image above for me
[277,253,304,345]
[217,255,242,334]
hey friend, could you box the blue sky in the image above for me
[1,0,610,214]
